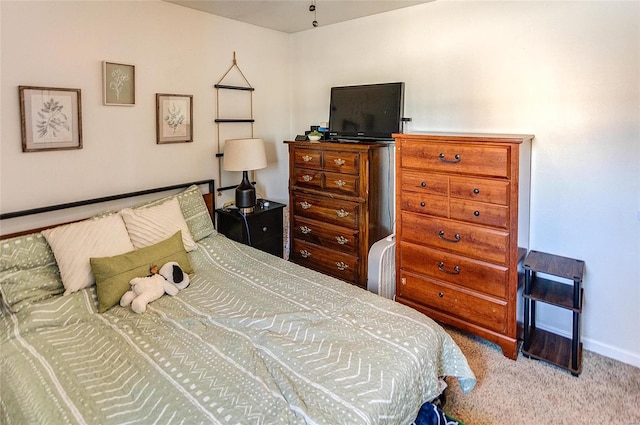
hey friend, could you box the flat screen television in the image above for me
[328,82,404,141]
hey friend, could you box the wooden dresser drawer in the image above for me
[293,148,323,169]
[450,176,510,205]
[292,192,359,229]
[398,271,508,333]
[323,172,359,196]
[293,168,323,189]
[323,151,359,174]
[292,216,359,254]
[449,199,509,229]
[401,212,509,265]
[400,192,508,228]
[401,141,510,178]
[399,192,448,218]
[291,239,358,283]
[400,171,448,195]
[293,169,360,196]
[399,241,507,298]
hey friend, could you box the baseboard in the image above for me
[534,323,640,368]
[582,338,640,368]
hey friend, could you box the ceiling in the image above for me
[165,1,431,33]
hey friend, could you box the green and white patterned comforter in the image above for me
[1,234,475,424]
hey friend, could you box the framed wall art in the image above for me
[19,86,82,152]
[103,61,135,106]
[156,93,193,144]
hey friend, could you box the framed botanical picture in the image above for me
[156,93,193,144]
[19,86,82,152]
[103,61,135,106]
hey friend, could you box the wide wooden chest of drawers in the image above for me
[285,141,393,288]
[394,132,533,359]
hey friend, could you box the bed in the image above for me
[0,180,475,424]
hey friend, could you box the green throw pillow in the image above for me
[91,231,193,313]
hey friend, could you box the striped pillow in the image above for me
[42,214,135,295]
[134,185,215,241]
[121,197,197,252]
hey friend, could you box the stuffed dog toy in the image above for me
[120,261,189,313]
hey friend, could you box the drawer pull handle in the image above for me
[302,174,314,182]
[302,155,313,162]
[420,202,426,207]
[438,261,460,275]
[421,181,427,188]
[262,227,268,232]
[336,261,348,271]
[300,226,312,234]
[335,236,349,245]
[438,153,461,164]
[438,230,460,243]
[334,179,346,187]
[300,250,311,258]
[336,208,349,218]
[438,292,444,298]
[473,188,480,194]
[300,201,312,210]
[334,158,346,166]
[474,211,480,217]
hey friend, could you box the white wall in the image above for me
[0,0,292,234]
[290,1,640,366]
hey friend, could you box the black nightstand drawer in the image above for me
[216,200,285,258]
[246,212,282,242]
[253,236,283,258]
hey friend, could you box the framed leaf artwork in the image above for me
[156,93,193,144]
[19,86,82,152]
[103,61,135,106]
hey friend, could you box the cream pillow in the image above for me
[120,197,197,252]
[42,214,135,295]
[134,184,215,241]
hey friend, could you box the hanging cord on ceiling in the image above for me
[309,1,318,27]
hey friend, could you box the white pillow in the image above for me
[42,214,135,295]
[120,197,197,252]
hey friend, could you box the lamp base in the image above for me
[235,170,256,213]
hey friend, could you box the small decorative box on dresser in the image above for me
[393,132,533,359]
[284,141,393,288]
[216,200,285,258]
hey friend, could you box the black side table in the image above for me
[215,200,286,258]
[522,250,585,376]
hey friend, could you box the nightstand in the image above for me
[216,200,286,258]
[522,250,585,376]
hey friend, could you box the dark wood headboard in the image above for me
[0,180,215,239]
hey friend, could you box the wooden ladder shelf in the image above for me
[215,52,255,193]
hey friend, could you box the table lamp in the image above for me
[223,138,267,213]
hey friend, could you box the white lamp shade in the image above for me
[223,138,267,171]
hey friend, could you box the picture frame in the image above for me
[103,61,135,106]
[156,93,193,144]
[19,86,82,152]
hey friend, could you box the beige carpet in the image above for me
[441,326,640,425]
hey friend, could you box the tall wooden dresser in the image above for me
[285,141,393,288]
[394,132,533,359]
